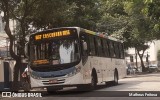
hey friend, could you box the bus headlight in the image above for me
[30,74,41,79]
[30,71,41,79]
[67,66,81,77]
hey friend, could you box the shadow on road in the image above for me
[42,83,125,97]
[125,72,160,78]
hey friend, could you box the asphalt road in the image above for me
[1,72,160,100]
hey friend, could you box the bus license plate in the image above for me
[49,79,58,83]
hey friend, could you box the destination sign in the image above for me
[34,30,70,40]
[33,59,49,65]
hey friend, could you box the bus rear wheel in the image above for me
[113,71,118,85]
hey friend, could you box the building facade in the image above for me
[0,15,17,58]
[126,40,160,68]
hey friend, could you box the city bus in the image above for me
[24,27,126,92]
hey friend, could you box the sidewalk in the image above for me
[125,71,160,78]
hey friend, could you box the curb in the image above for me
[125,72,160,78]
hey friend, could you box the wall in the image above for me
[0,60,15,91]
[0,60,4,90]
[126,40,160,67]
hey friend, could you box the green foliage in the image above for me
[21,0,101,31]
[144,0,160,40]
[66,0,101,30]
[97,0,128,34]
[121,0,154,48]
[1,0,160,49]
[29,0,70,29]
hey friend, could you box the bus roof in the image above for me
[29,27,123,43]
[81,28,123,43]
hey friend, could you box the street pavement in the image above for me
[1,72,160,100]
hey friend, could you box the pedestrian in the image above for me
[22,67,28,78]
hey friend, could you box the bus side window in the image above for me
[97,38,103,57]
[89,36,96,56]
[80,33,89,65]
[80,33,88,56]
[106,40,110,57]
[114,42,120,58]
[103,40,110,57]
[94,37,98,56]
[109,41,116,58]
[101,39,105,57]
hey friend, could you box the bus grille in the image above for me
[42,79,65,85]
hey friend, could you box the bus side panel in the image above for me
[102,58,126,82]
[112,59,126,80]
[30,72,85,88]
[102,58,113,82]
[117,59,126,79]
[89,56,103,83]
[81,57,92,84]
[79,57,126,85]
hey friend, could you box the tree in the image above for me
[0,0,39,91]
[144,0,160,39]
[69,0,101,31]
[98,0,156,72]
[0,0,102,91]
[0,0,21,91]
[123,0,156,71]
[29,0,101,31]
[27,0,71,30]
[97,0,128,34]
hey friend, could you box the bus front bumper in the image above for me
[30,72,85,88]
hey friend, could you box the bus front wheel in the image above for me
[90,71,97,90]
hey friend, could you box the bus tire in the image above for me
[90,70,97,90]
[113,70,118,85]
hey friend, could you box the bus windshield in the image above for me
[30,38,80,66]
